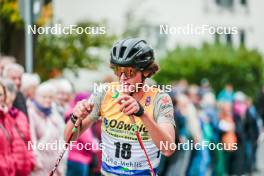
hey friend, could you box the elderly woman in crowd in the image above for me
[1,79,35,176]
[2,63,28,117]
[51,79,73,117]
[21,73,40,100]
[0,81,15,176]
[28,81,66,176]
[0,56,15,76]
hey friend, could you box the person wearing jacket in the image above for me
[244,97,261,173]
[231,92,247,175]
[28,82,66,176]
[2,63,28,118]
[0,81,15,176]
[2,79,35,176]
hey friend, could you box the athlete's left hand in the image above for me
[117,94,140,115]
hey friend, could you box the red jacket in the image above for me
[0,111,15,176]
[9,108,35,176]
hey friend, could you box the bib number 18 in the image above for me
[114,142,132,159]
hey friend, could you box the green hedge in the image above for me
[154,43,264,98]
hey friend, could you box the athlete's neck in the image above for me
[130,85,145,102]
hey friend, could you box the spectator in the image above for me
[200,92,220,176]
[172,79,188,94]
[185,86,203,176]
[199,78,212,96]
[0,56,15,76]
[256,85,264,126]
[217,84,234,102]
[245,97,261,173]
[186,85,202,143]
[187,90,213,176]
[187,85,201,108]
[51,79,74,117]
[28,82,66,176]
[21,73,40,100]
[0,81,15,176]
[200,92,219,143]
[218,101,237,175]
[2,79,35,176]
[2,63,28,117]
[229,91,247,175]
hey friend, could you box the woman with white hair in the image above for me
[49,79,73,117]
[28,82,66,176]
[2,63,28,117]
[21,73,40,100]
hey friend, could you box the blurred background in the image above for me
[0,0,264,176]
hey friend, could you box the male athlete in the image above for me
[64,38,175,175]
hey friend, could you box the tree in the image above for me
[35,22,116,80]
[154,43,264,98]
[0,0,52,64]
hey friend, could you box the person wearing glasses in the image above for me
[64,38,175,176]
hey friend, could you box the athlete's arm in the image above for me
[64,115,95,141]
[141,114,175,156]
[141,93,175,157]
[64,91,104,141]
[117,93,175,157]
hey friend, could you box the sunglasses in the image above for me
[112,66,138,78]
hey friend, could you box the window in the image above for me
[226,34,232,45]
[216,0,221,4]
[239,30,245,46]
[215,0,234,8]
[241,0,247,6]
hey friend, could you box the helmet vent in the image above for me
[113,47,117,56]
[127,48,138,58]
[119,46,126,58]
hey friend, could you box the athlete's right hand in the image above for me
[72,100,93,120]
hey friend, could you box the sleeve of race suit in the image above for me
[153,92,176,127]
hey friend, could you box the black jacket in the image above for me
[13,91,28,119]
